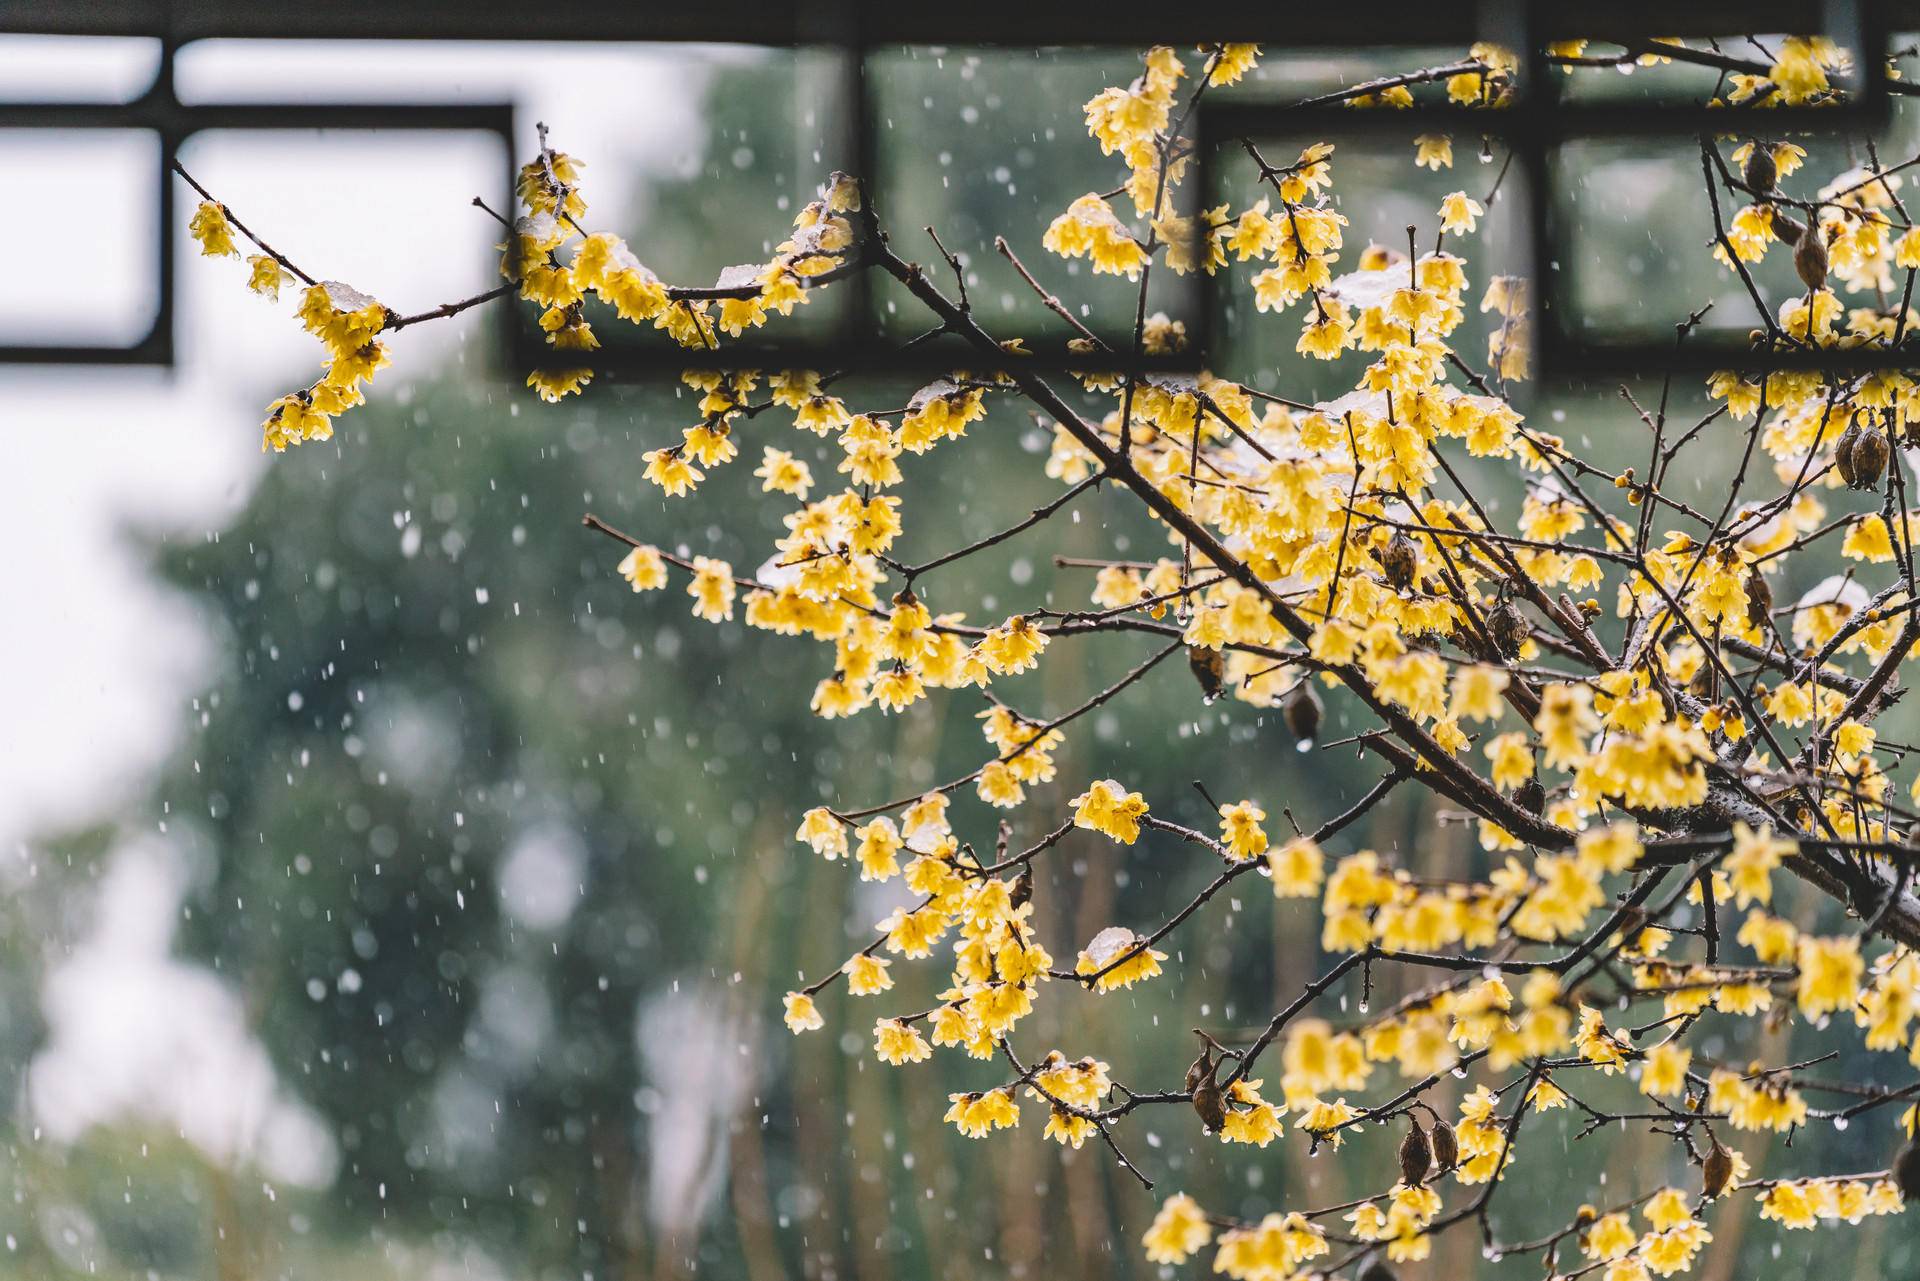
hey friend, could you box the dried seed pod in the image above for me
[1833,421,1862,487]
[1187,644,1225,703]
[1009,865,1033,912]
[1795,219,1829,292]
[1850,428,1889,491]
[1515,777,1546,817]
[1190,1062,1227,1133]
[1380,531,1418,592]
[1742,143,1777,195]
[1744,568,1774,631]
[1283,679,1324,749]
[1896,1137,1920,1202]
[1358,1261,1398,1281]
[1702,1141,1734,1199]
[1184,1050,1212,1094]
[1487,599,1527,660]
[1574,1204,1598,1250]
[1398,1118,1433,1186]
[1429,1117,1459,1172]
[1690,660,1718,702]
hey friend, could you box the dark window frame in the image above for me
[0,0,1899,379]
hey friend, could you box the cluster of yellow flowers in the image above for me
[785,788,1063,1064]
[597,38,1920,1277]
[1731,36,1851,106]
[1576,1186,1714,1280]
[1042,193,1150,279]
[460,144,857,408]
[1758,1174,1906,1229]
[1210,1211,1329,1280]
[499,152,855,402]
[1081,44,1259,220]
[188,198,392,451]
[193,28,1920,1281]
[188,200,290,300]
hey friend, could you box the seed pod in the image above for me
[1187,644,1225,703]
[1191,1064,1227,1134]
[1833,421,1862,487]
[1429,1117,1459,1173]
[1009,865,1033,912]
[1283,679,1324,748]
[1784,796,1814,830]
[1690,660,1718,702]
[1358,1261,1398,1281]
[1574,1204,1598,1250]
[1702,1141,1734,1199]
[1398,1118,1433,1186]
[1742,144,1777,195]
[1380,531,1418,592]
[1795,220,1829,293]
[1896,1137,1920,1203]
[1487,599,1527,660]
[1184,1050,1212,1094]
[1745,568,1773,631]
[1515,777,1546,817]
[1850,429,1889,492]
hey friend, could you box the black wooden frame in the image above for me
[0,0,1903,380]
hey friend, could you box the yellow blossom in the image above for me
[783,990,824,1032]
